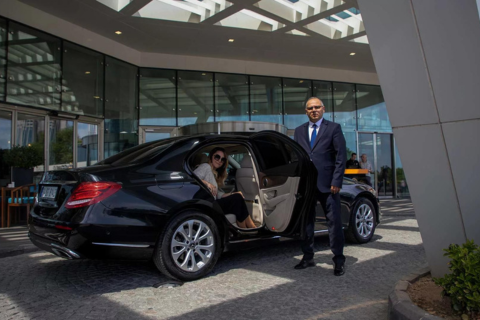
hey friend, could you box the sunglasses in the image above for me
[213,154,226,163]
[306,105,324,111]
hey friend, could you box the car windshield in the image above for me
[98,138,176,166]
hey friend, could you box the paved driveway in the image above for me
[0,216,426,320]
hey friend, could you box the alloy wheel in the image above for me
[170,219,215,272]
[355,203,374,238]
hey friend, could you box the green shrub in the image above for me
[434,240,480,318]
[3,145,43,169]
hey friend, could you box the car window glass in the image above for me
[98,139,175,166]
[253,136,289,170]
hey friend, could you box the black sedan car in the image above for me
[29,131,379,281]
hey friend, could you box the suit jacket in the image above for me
[294,119,347,193]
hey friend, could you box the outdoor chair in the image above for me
[7,184,37,228]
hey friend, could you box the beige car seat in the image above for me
[235,154,263,226]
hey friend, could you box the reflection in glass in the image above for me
[0,18,6,101]
[77,123,98,168]
[283,78,311,129]
[17,113,45,172]
[7,22,61,109]
[357,84,391,132]
[313,81,333,122]
[62,42,104,117]
[104,57,138,158]
[139,68,176,126]
[250,76,282,123]
[177,71,214,126]
[215,73,249,122]
[0,110,12,186]
[358,133,374,187]
[395,143,409,198]
[376,133,393,197]
[333,82,356,132]
[49,119,73,170]
[145,132,171,143]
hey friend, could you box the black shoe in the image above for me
[334,264,345,276]
[294,259,315,270]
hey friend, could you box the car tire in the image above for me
[346,198,376,244]
[153,210,222,281]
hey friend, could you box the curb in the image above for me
[0,245,39,259]
[388,267,442,320]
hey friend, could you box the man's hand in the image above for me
[331,186,340,194]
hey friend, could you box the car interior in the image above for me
[189,143,301,232]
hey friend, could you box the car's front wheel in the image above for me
[346,198,376,244]
[153,210,222,281]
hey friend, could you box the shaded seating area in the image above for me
[1,184,37,228]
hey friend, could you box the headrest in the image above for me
[240,154,253,168]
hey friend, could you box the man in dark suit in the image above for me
[293,97,347,276]
[346,153,360,169]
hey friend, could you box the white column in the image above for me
[358,0,480,276]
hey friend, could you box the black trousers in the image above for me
[301,190,346,266]
[216,193,249,222]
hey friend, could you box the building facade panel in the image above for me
[442,120,480,244]
[412,0,480,123]
[393,124,466,275]
[358,0,440,128]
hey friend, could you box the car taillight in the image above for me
[65,182,121,209]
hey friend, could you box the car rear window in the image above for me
[98,139,176,166]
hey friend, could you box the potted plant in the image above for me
[3,145,43,187]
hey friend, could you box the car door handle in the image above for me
[263,193,288,207]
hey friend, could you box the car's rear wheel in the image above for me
[153,210,222,281]
[346,198,376,244]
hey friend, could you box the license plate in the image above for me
[41,186,58,199]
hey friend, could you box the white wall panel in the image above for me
[413,0,480,122]
[442,120,480,243]
[393,124,466,276]
[358,0,439,128]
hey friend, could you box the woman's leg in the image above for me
[243,216,257,228]
[216,194,255,228]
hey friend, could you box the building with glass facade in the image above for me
[0,1,409,199]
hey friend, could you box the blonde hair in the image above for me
[208,147,229,187]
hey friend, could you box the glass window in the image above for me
[16,113,45,173]
[333,82,356,131]
[104,57,138,158]
[177,71,214,126]
[250,76,282,123]
[283,78,311,129]
[62,42,104,117]
[395,143,409,198]
[357,84,391,132]
[139,68,176,126]
[313,81,333,122]
[0,19,6,101]
[77,122,98,168]
[252,136,289,170]
[0,110,12,186]
[333,82,356,155]
[215,73,249,122]
[7,22,61,109]
[49,119,73,170]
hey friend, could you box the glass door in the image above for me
[358,132,395,197]
[0,110,12,187]
[139,126,178,144]
[76,122,99,167]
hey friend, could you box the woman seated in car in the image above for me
[194,147,257,229]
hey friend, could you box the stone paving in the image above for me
[0,216,426,320]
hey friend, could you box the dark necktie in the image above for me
[310,124,317,149]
